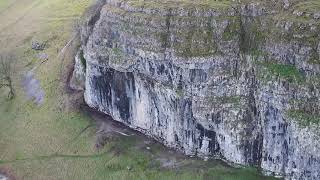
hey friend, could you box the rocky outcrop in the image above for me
[71,0,320,179]
[0,174,7,180]
[70,50,86,90]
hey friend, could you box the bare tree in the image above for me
[0,54,15,99]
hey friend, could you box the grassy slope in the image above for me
[0,0,276,179]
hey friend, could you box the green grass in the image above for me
[0,0,12,12]
[204,166,274,180]
[104,4,221,58]
[222,20,240,41]
[173,27,218,58]
[126,0,233,10]
[109,47,128,65]
[0,0,278,179]
[272,0,320,25]
[287,110,320,127]
[176,88,184,97]
[261,62,304,83]
[293,0,320,14]
[207,96,242,106]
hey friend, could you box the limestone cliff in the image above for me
[71,0,320,179]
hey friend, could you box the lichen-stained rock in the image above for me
[70,50,86,90]
[72,0,320,179]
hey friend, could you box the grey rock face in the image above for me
[0,174,7,180]
[70,50,86,90]
[72,0,320,179]
[31,41,46,51]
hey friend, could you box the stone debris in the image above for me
[31,41,46,50]
[37,53,49,61]
[293,10,304,17]
[314,12,320,19]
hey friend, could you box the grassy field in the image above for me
[0,0,277,179]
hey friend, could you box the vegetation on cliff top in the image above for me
[126,0,233,10]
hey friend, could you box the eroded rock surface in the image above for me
[0,174,6,180]
[72,0,320,179]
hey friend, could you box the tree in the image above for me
[0,54,15,99]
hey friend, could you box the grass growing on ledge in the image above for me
[287,110,320,127]
[293,0,320,14]
[261,62,304,83]
[207,96,242,107]
[222,20,240,41]
[173,27,218,58]
[126,0,233,10]
[307,50,320,64]
[175,87,184,97]
[109,47,130,65]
